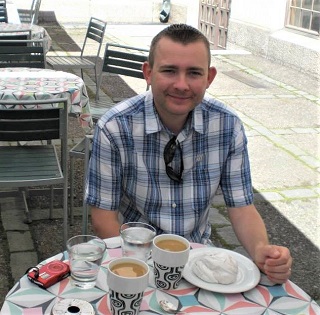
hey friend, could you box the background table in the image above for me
[0,67,93,131]
[0,22,52,53]
[1,238,319,315]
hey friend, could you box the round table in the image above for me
[1,239,319,315]
[0,23,52,53]
[0,67,93,132]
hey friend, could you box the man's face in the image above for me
[143,37,216,122]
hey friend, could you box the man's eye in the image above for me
[162,69,175,73]
[190,71,202,76]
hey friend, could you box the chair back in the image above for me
[0,98,68,142]
[80,17,107,63]
[102,43,149,79]
[0,29,32,44]
[95,43,149,101]
[81,17,106,60]
[0,7,7,22]
[0,39,45,67]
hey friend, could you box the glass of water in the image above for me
[120,222,156,262]
[66,235,106,289]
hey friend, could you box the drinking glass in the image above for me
[67,235,106,289]
[120,222,156,262]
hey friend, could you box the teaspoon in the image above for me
[159,300,185,314]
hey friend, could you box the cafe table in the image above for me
[1,237,319,315]
[0,67,93,132]
[0,22,52,53]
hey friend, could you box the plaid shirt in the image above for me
[85,90,253,244]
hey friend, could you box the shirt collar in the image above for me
[144,90,205,135]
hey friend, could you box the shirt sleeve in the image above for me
[85,122,122,211]
[219,119,254,207]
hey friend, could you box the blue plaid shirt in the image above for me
[85,90,253,244]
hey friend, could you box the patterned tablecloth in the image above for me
[0,67,93,132]
[0,23,52,53]
[1,239,319,315]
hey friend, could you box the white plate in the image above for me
[182,247,260,293]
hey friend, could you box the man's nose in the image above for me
[173,73,189,90]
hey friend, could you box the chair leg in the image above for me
[21,190,32,224]
[82,204,88,235]
[49,186,54,219]
[63,180,69,249]
[69,155,75,226]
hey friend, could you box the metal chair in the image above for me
[0,29,32,43]
[46,17,107,89]
[0,6,7,22]
[18,0,41,25]
[0,98,69,246]
[30,0,41,25]
[69,44,149,233]
[69,134,93,234]
[0,39,45,67]
[90,43,149,118]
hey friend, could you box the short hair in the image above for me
[148,24,211,68]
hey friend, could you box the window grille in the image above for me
[287,0,320,35]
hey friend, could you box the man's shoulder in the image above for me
[99,93,147,123]
[201,95,239,118]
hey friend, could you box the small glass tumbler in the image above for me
[120,222,156,262]
[67,235,106,289]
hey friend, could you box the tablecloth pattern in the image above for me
[1,241,319,315]
[0,67,93,131]
[0,23,52,53]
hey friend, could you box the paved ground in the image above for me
[0,20,319,308]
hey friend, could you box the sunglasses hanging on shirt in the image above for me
[163,136,184,183]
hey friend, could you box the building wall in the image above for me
[15,0,319,78]
[228,0,320,78]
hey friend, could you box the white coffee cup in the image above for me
[152,234,190,290]
[107,257,150,315]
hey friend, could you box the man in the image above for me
[85,24,292,283]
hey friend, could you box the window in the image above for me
[287,0,320,35]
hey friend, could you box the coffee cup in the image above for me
[107,257,150,315]
[152,234,190,290]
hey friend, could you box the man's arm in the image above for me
[91,207,121,239]
[228,204,292,283]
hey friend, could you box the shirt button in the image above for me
[172,203,177,208]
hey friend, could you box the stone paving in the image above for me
[0,22,319,306]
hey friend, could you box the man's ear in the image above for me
[142,62,152,85]
[206,66,217,88]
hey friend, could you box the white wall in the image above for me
[230,0,288,31]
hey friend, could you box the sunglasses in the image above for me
[163,136,184,182]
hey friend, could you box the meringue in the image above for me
[192,252,238,284]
